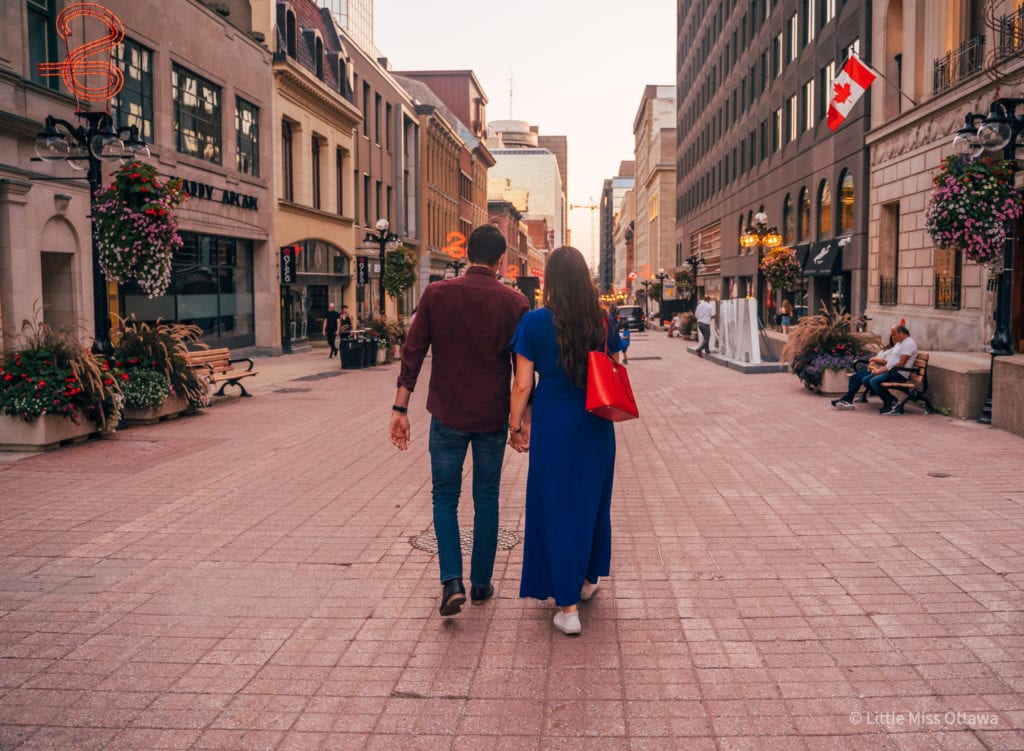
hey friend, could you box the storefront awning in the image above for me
[793,243,811,269]
[803,240,841,276]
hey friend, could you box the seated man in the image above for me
[831,331,896,409]
[872,324,918,415]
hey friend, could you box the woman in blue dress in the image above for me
[508,246,624,635]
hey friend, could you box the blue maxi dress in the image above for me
[511,308,624,606]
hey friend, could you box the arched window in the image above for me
[817,179,832,238]
[798,187,810,242]
[782,194,794,245]
[838,170,854,234]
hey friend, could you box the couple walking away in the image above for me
[388,225,625,636]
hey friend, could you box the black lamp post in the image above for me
[653,267,669,310]
[953,99,1022,424]
[363,219,399,317]
[740,210,782,319]
[34,110,150,352]
[639,278,653,317]
[684,254,706,310]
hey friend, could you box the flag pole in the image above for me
[848,51,918,108]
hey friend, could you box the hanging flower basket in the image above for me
[93,161,186,298]
[925,153,1022,268]
[760,246,802,291]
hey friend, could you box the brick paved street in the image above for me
[1,331,1023,751]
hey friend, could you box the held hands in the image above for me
[388,411,410,451]
[508,408,531,453]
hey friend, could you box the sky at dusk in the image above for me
[373,0,677,270]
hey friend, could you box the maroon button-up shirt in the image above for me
[398,266,530,432]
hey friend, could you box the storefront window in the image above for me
[112,38,154,141]
[838,170,854,233]
[173,64,222,164]
[122,232,254,346]
[818,179,832,238]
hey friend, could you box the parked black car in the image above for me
[616,305,646,331]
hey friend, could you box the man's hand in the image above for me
[389,412,410,450]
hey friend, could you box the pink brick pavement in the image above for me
[0,331,1022,750]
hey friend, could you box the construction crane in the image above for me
[569,197,599,273]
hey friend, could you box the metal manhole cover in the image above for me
[291,371,344,381]
[627,356,662,361]
[410,527,519,553]
[274,387,313,394]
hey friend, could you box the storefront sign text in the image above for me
[173,177,259,211]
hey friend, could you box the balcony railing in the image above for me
[998,6,1024,58]
[879,276,898,306]
[935,275,962,310]
[933,35,985,94]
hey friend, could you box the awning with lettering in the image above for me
[803,240,841,276]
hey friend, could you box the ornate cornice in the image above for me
[274,62,361,129]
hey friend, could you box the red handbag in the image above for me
[585,319,639,422]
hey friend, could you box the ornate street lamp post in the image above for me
[638,278,653,317]
[952,99,1022,423]
[34,111,151,351]
[364,218,399,317]
[684,254,706,310]
[653,267,669,304]
[740,210,782,320]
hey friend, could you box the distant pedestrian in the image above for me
[778,300,794,334]
[339,305,353,340]
[694,295,715,358]
[618,323,631,363]
[388,224,530,617]
[508,246,625,636]
[323,303,341,358]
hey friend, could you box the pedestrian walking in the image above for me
[508,246,625,636]
[388,224,530,617]
[778,299,794,334]
[618,323,631,363]
[694,295,715,358]
[323,302,341,358]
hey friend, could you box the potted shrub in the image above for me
[111,318,211,423]
[0,319,123,450]
[363,316,406,363]
[781,305,880,393]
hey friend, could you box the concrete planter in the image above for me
[0,411,97,452]
[123,394,190,426]
[376,348,387,365]
[817,369,850,395]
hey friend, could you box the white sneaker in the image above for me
[580,581,599,601]
[553,610,582,635]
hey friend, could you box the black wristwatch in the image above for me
[392,405,408,413]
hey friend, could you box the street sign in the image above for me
[280,245,298,284]
[356,256,369,284]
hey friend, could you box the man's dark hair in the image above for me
[467,224,506,265]
[895,324,910,335]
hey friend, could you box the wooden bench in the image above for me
[185,348,259,398]
[880,353,938,414]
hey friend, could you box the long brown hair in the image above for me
[543,246,605,389]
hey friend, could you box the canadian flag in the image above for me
[826,52,878,131]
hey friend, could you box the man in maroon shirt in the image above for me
[389,225,530,617]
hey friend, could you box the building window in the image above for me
[844,38,861,61]
[802,78,815,132]
[935,248,962,310]
[173,65,221,164]
[363,174,370,225]
[285,10,297,58]
[235,98,259,177]
[787,94,798,142]
[374,93,382,144]
[802,0,816,46]
[376,180,382,221]
[281,120,294,201]
[111,38,154,141]
[773,32,783,77]
[798,186,811,241]
[788,13,799,62]
[28,0,59,90]
[822,0,837,25]
[385,103,393,151]
[782,193,795,245]
[336,147,345,216]
[819,60,835,120]
[879,201,899,306]
[838,170,854,233]
[772,108,782,152]
[817,179,832,238]
[362,82,371,137]
[311,136,321,209]
[315,37,324,79]
[386,186,393,225]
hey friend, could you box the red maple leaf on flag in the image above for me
[833,81,852,104]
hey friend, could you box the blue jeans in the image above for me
[868,369,906,405]
[429,417,506,586]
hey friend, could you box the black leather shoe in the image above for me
[470,583,494,604]
[439,578,466,616]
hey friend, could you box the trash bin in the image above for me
[340,338,361,369]
[360,337,374,368]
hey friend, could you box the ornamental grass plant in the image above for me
[111,318,211,411]
[781,305,881,389]
[0,317,123,430]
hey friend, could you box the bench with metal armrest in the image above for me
[185,348,259,398]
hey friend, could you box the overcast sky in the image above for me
[373,0,677,270]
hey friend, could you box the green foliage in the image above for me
[383,246,417,300]
[111,318,211,411]
[781,305,881,388]
[122,368,169,411]
[361,315,405,348]
[0,317,123,430]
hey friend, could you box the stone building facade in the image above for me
[676,0,871,324]
[866,0,1024,352]
[252,0,361,352]
[2,0,275,352]
[632,86,676,293]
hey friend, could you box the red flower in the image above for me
[37,380,46,388]
[103,378,113,386]
[120,373,129,381]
